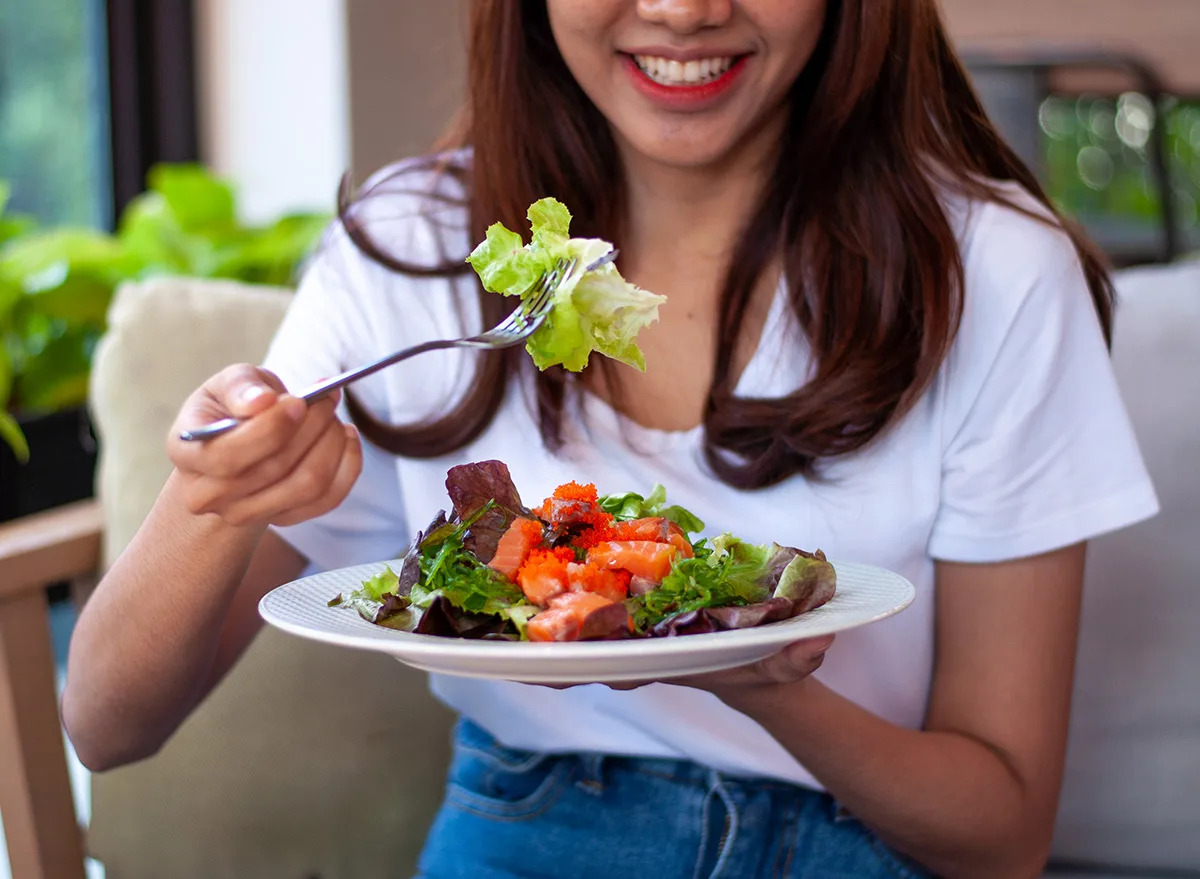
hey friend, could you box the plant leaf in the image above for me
[20,271,114,328]
[0,408,29,463]
[0,344,13,408]
[208,213,327,286]
[146,163,236,232]
[0,228,142,287]
[117,192,206,274]
[15,329,95,412]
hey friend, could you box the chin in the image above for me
[626,135,740,171]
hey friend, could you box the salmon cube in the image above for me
[586,540,678,583]
[489,518,544,580]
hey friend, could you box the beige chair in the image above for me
[0,277,455,879]
[1,264,1198,879]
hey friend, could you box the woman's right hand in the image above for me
[167,364,363,528]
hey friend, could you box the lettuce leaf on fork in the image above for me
[466,198,667,372]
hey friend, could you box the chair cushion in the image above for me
[90,277,295,566]
[1050,260,1200,871]
[86,277,455,879]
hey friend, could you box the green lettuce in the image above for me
[627,549,769,631]
[327,564,413,626]
[598,484,705,534]
[412,515,528,616]
[466,198,666,372]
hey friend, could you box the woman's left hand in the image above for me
[546,634,836,704]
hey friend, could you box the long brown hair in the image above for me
[341,0,1113,489]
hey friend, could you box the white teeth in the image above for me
[633,54,735,87]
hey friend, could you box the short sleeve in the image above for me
[927,204,1159,563]
[259,231,411,571]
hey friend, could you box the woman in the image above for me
[63,1,1159,876]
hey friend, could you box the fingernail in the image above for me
[240,385,266,404]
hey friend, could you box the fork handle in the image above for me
[178,338,459,442]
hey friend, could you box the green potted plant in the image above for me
[0,164,328,521]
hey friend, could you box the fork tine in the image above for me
[481,256,579,342]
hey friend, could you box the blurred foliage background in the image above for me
[0,166,329,459]
[1041,93,1200,254]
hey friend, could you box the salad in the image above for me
[466,198,667,372]
[329,460,837,643]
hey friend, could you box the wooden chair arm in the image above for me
[0,499,101,879]
[0,500,104,600]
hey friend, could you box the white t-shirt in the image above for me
[263,159,1158,790]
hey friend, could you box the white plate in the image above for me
[259,559,916,683]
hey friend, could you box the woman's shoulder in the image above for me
[299,149,476,317]
[935,179,1109,417]
[946,180,1086,300]
[270,151,480,412]
[328,148,474,266]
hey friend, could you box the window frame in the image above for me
[105,0,199,224]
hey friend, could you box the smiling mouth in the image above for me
[631,54,740,87]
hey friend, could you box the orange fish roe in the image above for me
[532,482,596,518]
[570,522,618,550]
[515,547,576,605]
[551,481,599,504]
[533,482,616,532]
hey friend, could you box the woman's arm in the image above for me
[709,544,1085,879]
[62,365,362,771]
[62,498,304,771]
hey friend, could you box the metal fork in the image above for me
[180,252,614,442]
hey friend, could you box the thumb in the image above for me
[212,365,289,418]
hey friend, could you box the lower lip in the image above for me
[622,55,747,110]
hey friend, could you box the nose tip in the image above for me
[636,0,734,33]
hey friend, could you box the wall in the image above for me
[343,0,469,180]
[939,0,1200,93]
[194,0,350,222]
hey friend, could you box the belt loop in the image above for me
[576,752,607,797]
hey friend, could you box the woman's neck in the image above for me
[617,125,782,285]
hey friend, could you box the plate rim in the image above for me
[258,557,917,663]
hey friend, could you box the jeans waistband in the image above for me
[455,716,827,799]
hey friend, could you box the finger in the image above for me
[200,397,347,502]
[172,393,339,479]
[209,365,289,419]
[535,680,650,691]
[272,424,364,526]
[749,635,835,684]
[171,395,308,477]
[219,419,351,527]
[673,635,836,690]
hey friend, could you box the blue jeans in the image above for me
[417,719,933,879]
